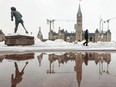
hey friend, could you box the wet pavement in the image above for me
[0,52,116,87]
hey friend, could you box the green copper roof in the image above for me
[77,4,82,17]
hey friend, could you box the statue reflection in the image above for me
[11,62,28,87]
[6,53,34,61]
[2,53,34,87]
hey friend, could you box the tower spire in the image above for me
[77,3,82,17]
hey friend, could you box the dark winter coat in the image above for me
[84,30,88,40]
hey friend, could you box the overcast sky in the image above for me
[0,0,116,40]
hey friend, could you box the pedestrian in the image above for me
[11,7,28,34]
[83,29,89,46]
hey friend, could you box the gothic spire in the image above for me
[77,4,82,17]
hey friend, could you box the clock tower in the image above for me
[75,4,83,41]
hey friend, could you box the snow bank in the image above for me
[0,39,116,52]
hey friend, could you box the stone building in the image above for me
[48,4,111,42]
[37,27,43,41]
[0,30,5,42]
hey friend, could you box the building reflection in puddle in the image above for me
[37,52,111,87]
[0,52,113,87]
[0,55,5,63]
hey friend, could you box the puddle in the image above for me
[0,52,116,87]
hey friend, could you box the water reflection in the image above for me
[0,52,115,87]
[11,62,28,87]
[37,52,111,87]
[0,55,5,62]
[9,53,34,87]
[0,53,34,87]
[6,53,34,61]
[37,53,43,67]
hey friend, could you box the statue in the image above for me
[10,7,28,34]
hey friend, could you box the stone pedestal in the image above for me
[5,35,34,46]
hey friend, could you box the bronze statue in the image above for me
[11,7,28,34]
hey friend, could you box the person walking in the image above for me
[83,29,89,46]
[11,7,28,34]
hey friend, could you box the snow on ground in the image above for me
[0,39,116,53]
[7,33,33,37]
